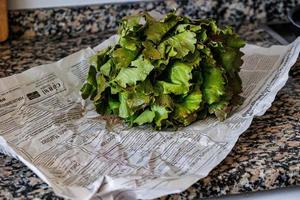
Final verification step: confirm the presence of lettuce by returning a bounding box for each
[81,12,245,129]
[114,55,154,88]
[158,31,197,59]
[151,104,170,129]
[174,88,203,125]
[133,109,155,125]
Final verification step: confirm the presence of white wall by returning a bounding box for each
[8,0,153,10]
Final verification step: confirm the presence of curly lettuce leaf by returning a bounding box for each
[127,91,151,111]
[133,109,155,125]
[108,97,120,115]
[119,15,145,37]
[198,30,208,42]
[219,47,238,75]
[119,34,143,52]
[218,47,244,95]
[80,83,93,100]
[174,88,202,124]
[112,47,138,69]
[142,41,162,60]
[156,61,193,95]
[86,65,97,87]
[151,104,170,129]
[89,47,111,71]
[100,59,113,77]
[94,98,108,115]
[114,55,154,88]
[156,81,187,95]
[226,34,246,48]
[169,62,193,86]
[202,58,226,105]
[119,92,130,118]
[80,66,98,100]
[181,113,198,126]
[226,72,243,97]
[144,12,180,44]
[155,94,174,110]
[93,74,107,102]
[136,78,154,95]
[183,50,202,68]
[208,100,230,121]
[158,31,197,59]
[192,19,219,34]
[175,24,202,33]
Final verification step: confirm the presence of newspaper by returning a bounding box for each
[0,36,299,200]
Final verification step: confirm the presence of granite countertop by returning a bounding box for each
[0,24,299,199]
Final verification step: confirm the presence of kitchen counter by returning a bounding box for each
[0,24,299,199]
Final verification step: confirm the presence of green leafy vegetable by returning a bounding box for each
[202,65,225,105]
[144,12,179,44]
[112,47,138,69]
[158,31,197,59]
[81,11,245,129]
[114,55,154,87]
[119,92,130,118]
[80,83,93,100]
[174,88,202,125]
[100,59,113,77]
[133,109,155,125]
[93,74,107,102]
[151,104,170,129]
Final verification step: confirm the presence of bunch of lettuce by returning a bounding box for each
[81,12,246,129]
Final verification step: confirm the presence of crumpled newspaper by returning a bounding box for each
[0,35,299,200]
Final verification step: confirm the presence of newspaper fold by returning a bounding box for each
[0,36,299,200]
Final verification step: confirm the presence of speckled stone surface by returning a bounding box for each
[0,22,299,199]
[8,0,300,38]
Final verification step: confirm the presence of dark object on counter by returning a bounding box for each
[263,23,300,44]
[262,5,300,45]
[288,5,300,29]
